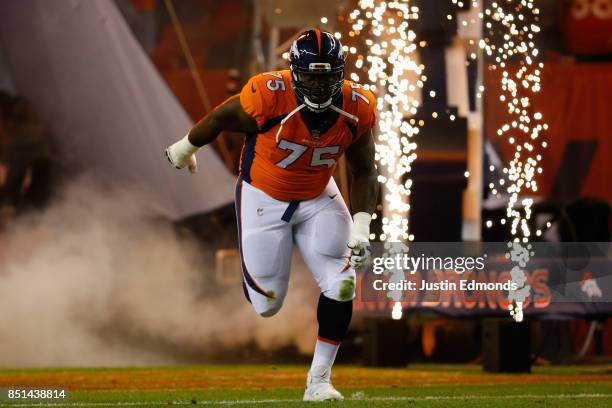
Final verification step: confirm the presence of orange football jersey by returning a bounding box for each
[238,70,376,202]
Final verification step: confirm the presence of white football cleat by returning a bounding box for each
[303,366,344,402]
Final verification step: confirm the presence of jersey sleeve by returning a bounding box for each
[356,87,377,138]
[239,75,267,129]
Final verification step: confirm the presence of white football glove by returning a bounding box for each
[165,135,199,173]
[347,212,372,269]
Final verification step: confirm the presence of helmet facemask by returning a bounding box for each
[291,63,344,112]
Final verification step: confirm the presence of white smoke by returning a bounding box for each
[0,176,318,367]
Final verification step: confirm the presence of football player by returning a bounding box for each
[166,29,378,401]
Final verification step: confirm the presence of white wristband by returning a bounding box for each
[352,212,372,241]
[175,134,199,156]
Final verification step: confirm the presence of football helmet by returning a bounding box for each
[289,29,345,111]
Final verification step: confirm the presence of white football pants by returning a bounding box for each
[234,177,356,317]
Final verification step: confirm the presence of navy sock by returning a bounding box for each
[317,294,353,343]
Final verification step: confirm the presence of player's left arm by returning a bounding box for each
[344,129,379,268]
[345,129,378,214]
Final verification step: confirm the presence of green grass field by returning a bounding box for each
[0,364,610,407]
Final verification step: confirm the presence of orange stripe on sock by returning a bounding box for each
[318,336,341,346]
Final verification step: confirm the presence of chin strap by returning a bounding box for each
[330,105,359,122]
[275,104,306,143]
[275,103,360,143]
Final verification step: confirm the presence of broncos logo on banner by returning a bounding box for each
[580,272,603,299]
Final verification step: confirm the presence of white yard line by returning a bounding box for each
[7,393,612,406]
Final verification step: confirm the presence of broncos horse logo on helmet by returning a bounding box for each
[289,29,346,112]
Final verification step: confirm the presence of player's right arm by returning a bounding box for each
[165,94,259,173]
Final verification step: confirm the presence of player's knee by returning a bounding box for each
[325,276,356,302]
[259,305,282,317]
[254,300,284,317]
